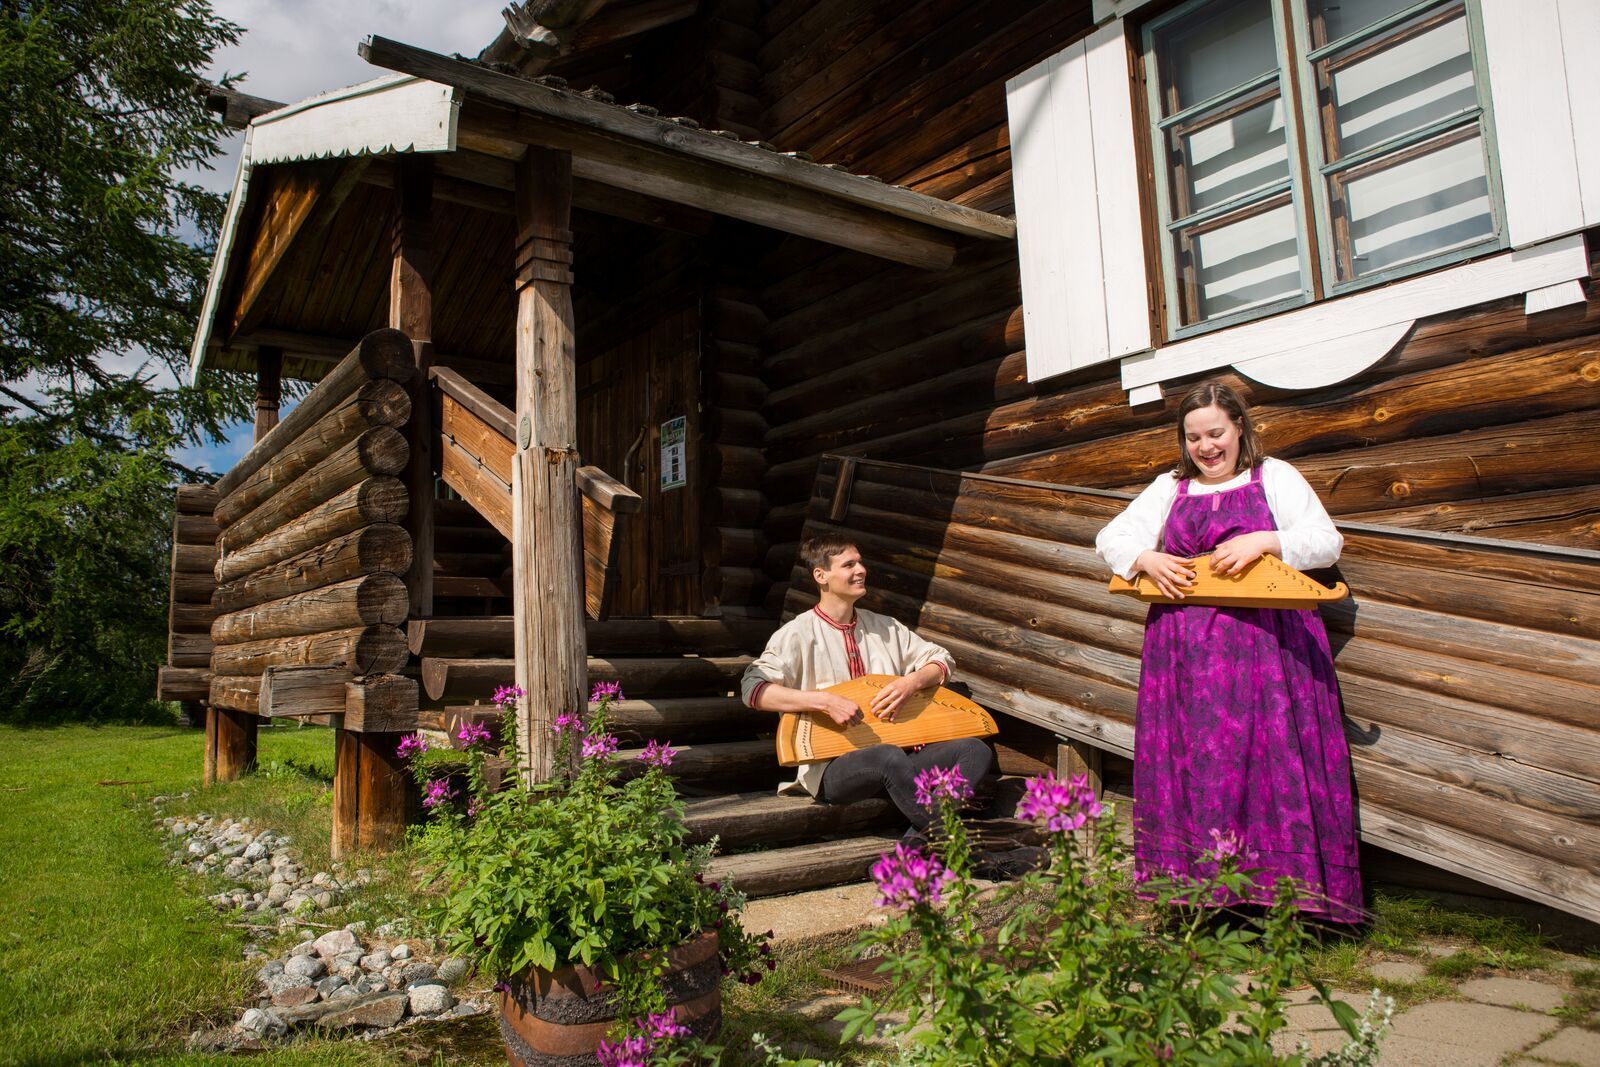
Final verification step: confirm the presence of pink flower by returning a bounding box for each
[637,740,675,769]
[913,764,973,809]
[870,843,956,913]
[395,733,428,759]
[1203,828,1258,865]
[549,711,584,736]
[595,1034,652,1067]
[589,680,625,704]
[491,684,525,709]
[422,778,457,808]
[1017,771,1104,834]
[581,733,619,760]
[644,1008,690,1041]
[455,720,492,748]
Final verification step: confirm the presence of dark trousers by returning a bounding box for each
[815,738,995,831]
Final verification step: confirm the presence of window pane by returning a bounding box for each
[1308,0,1416,48]
[1326,9,1476,158]
[1156,0,1278,115]
[1175,95,1290,214]
[1337,130,1494,279]
[1179,201,1302,321]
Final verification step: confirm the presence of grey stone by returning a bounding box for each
[355,974,388,994]
[271,984,319,1008]
[312,871,330,887]
[290,939,317,957]
[313,929,361,959]
[187,1027,261,1053]
[390,942,412,960]
[1370,961,1427,983]
[328,983,362,1001]
[1458,976,1565,1014]
[397,961,435,986]
[318,991,408,1031]
[236,1007,288,1039]
[1525,1028,1600,1067]
[1388,1002,1553,1060]
[408,984,455,1015]
[187,839,214,857]
[264,973,313,998]
[243,841,267,860]
[316,975,348,997]
[265,883,291,906]
[334,963,363,983]
[437,957,470,984]
[271,1000,343,1028]
[256,960,284,983]
[359,950,391,972]
[313,890,335,909]
[344,920,368,935]
[284,953,326,980]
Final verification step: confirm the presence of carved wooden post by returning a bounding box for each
[253,347,283,443]
[512,146,584,783]
[390,153,435,620]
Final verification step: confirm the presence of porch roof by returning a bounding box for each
[189,40,1015,383]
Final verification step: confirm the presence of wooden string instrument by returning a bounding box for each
[774,674,999,767]
[1108,553,1349,610]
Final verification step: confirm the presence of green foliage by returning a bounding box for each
[0,0,257,722]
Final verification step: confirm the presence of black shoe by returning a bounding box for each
[972,846,1049,880]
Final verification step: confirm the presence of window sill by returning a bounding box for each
[1119,233,1590,403]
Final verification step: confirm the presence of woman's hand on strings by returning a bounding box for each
[1210,532,1278,575]
[1135,550,1196,599]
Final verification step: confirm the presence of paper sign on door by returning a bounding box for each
[659,415,687,492]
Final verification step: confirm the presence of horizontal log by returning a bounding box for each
[169,601,217,634]
[705,487,766,527]
[344,674,420,733]
[218,427,409,555]
[175,513,219,545]
[212,523,412,615]
[173,541,218,574]
[214,329,415,500]
[708,526,766,568]
[1348,485,1600,549]
[703,407,767,447]
[612,738,776,783]
[576,465,642,513]
[211,574,407,645]
[420,656,751,703]
[707,834,901,898]
[157,665,210,702]
[683,792,897,848]
[708,371,767,410]
[215,379,411,530]
[167,631,214,668]
[406,615,777,658]
[215,478,408,586]
[171,570,215,604]
[209,625,410,677]
[176,484,220,514]
[261,665,354,719]
[708,444,763,488]
[209,674,262,714]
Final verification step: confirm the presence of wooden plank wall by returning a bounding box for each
[206,331,419,715]
[789,456,1600,923]
[737,0,1600,604]
[156,485,220,704]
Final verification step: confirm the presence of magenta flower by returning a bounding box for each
[913,764,973,809]
[637,740,675,769]
[491,684,525,709]
[870,843,955,913]
[395,733,429,759]
[422,778,457,808]
[549,710,584,736]
[1203,828,1257,865]
[1017,771,1104,834]
[589,680,624,704]
[581,733,619,760]
[455,720,492,748]
[595,1034,652,1067]
[644,1008,690,1041]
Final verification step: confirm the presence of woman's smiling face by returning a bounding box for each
[1183,403,1242,482]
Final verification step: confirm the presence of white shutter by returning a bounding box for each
[1007,21,1152,384]
[1479,0,1600,247]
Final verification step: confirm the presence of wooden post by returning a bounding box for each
[202,706,218,787]
[1057,738,1103,799]
[254,347,283,443]
[331,729,414,858]
[512,146,584,783]
[390,154,435,619]
[212,707,258,781]
[333,728,360,858]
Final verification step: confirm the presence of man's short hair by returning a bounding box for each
[799,537,857,581]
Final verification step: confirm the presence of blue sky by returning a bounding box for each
[174,0,505,475]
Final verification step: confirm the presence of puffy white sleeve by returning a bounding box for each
[1095,474,1180,581]
[1262,458,1343,570]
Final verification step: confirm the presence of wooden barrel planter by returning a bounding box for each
[498,930,722,1065]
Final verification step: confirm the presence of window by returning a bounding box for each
[1143,0,1502,336]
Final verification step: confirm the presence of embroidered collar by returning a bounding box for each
[811,604,858,631]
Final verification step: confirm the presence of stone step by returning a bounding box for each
[707,835,901,898]
[420,655,752,703]
[683,791,897,848]
[407,616,777,658]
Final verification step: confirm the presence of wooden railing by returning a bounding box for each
[432,366,640,619]
[791,454,1600,925]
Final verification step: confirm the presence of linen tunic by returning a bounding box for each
[740,606,955,797]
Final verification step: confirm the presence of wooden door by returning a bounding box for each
[577,300,702,617]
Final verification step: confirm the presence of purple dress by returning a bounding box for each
[1133,465,1363,922]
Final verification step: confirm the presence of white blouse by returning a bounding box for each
[1094,457,1343,581]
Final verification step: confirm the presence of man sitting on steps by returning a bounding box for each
[740,536,1004,852]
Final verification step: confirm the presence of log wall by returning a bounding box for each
[791,456,1600,923]
[206,330,419,719]
[157,484,220,707]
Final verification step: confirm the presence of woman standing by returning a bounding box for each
[1096,381,1362,923]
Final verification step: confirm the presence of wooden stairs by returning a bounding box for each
[408,613,911,897]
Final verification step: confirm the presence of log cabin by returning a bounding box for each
[159,0,1600,922]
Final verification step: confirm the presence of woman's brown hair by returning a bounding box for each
[1173,380,1265,479]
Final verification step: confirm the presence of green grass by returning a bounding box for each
[0,723,484,1066]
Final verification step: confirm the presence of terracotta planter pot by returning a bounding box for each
[498,930,723,1066]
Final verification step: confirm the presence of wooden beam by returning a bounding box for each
[254,348,283,443]
[512,146,585,784]
[479,0,614,68]
[389,154,436,620]
[229,159,370,337]
[260,665,352,719]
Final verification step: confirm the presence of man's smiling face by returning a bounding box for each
[815,545,868,602]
